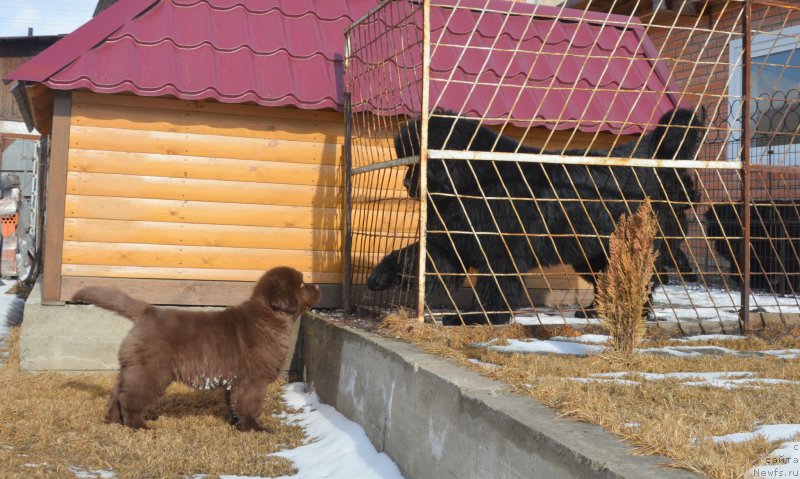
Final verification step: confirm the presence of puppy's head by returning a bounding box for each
[252,267,320,317]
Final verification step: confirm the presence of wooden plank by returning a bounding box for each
[66,171,343,208]
[73,91,346,124]
[62,241,344,271]
[62,241,386,272]
[64,218,342,252]
[349,233,417,254]
[68,149,344,187]
[66,170,402,205]
[61,276,342,307]
[65,195,342,229]
[64,195,417,231]
[42,91,71,303]
[71,100,352,145]
[67,148,407,191]
[69,125,346,166]
[62,264,342,284]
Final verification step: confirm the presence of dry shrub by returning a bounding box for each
[595,198,659,357]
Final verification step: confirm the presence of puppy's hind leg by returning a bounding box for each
[116,366,170,429]
[104,379,124,425]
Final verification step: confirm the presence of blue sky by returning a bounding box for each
[0,0,96,37]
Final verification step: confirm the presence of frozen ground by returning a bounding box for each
[514,284,800,324]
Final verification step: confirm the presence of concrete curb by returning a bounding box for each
[300,313,700,479]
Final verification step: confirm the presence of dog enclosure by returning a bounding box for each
[344,0,800,331]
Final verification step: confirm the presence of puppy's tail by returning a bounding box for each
[72,286,153,323]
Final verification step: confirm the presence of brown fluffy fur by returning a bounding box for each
[71,267,320,432]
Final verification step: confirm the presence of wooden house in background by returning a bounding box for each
[4,0,385,307]
[5,0,688,309]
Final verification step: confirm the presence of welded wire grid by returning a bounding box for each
[345,0,425,316]
[344,0,800,331]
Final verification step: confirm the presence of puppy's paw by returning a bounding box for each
[367,262,400,291]
[237,420,274,433]
[574,308,597,319]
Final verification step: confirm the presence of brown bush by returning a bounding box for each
[595,198,659,357]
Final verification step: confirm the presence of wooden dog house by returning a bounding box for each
[5,0,382,306]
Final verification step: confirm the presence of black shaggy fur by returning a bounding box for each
[705,201,800,294]
[368,108,704,324]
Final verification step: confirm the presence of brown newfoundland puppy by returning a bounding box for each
[72,266,320,432]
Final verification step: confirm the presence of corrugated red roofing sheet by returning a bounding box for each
[5,0,683,135]
[349,0,683,135]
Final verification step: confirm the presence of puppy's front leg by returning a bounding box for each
[367,243,418,291]
[230,378,273,433]
[224,388,239,426]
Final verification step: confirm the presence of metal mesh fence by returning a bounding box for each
[344,0,800,331]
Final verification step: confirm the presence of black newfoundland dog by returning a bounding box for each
[368,108,703,324]
[705,201,800,294]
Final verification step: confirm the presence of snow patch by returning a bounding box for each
[570,377,640,386]
[551,334,610,344]
[0,281,19,368]
[467,358,500,369]
[513,285,800,324]
[477,338,604,356]
[672,334,745,342]
[713,424,800,444]
[271,383,404,479]
[571,371,798,389]
[70,467,115,478]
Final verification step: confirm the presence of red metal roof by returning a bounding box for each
[351,0,685,135]
[6,0,683,135]
[6,0,376,110]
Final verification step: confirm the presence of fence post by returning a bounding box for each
[740,0,752,333]
[417,0,431,322]
[343,91,354,314]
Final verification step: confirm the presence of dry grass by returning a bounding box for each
[596,198,659,357]
[0,327,305,479]
[380,309,527,353]
[645,326,800,352]
[379,314,800,478]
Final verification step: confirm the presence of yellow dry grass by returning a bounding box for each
[0,327,305,479]
[380,313,800,479]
